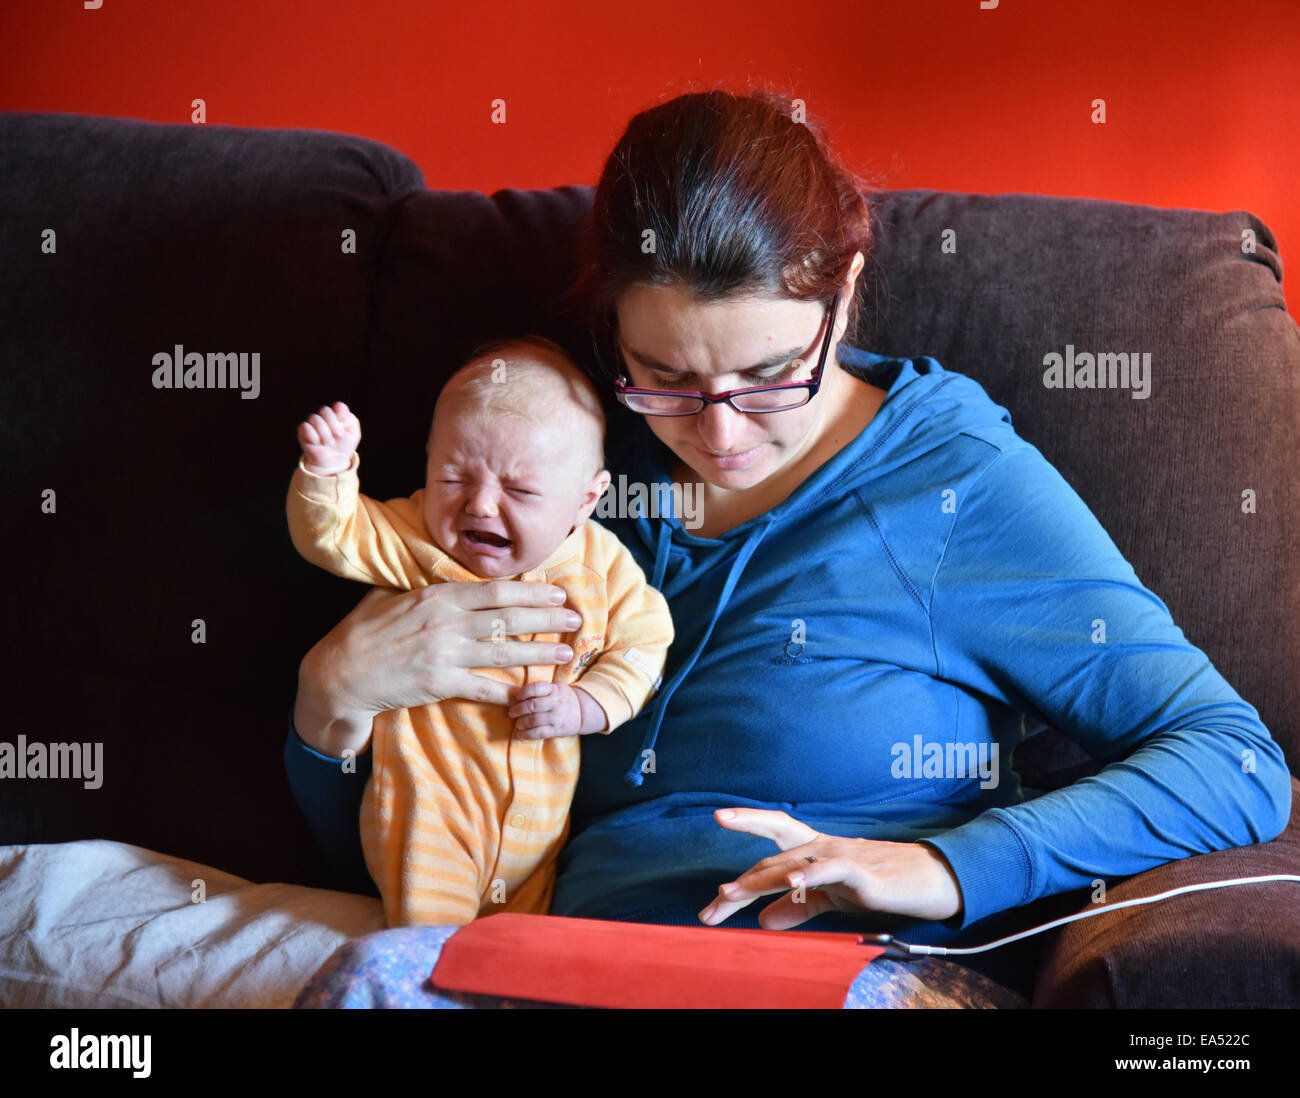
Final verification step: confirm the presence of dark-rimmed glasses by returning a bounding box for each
[612,290,841,416]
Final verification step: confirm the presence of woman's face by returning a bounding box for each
[613,283,852,491]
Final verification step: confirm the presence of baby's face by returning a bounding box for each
[423,405,599,578]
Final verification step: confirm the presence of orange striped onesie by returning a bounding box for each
[287,458,673,927]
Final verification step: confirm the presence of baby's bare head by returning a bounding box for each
[432,337,606,479]
[423,338,610,577]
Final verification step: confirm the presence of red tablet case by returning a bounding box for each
[429,913,885,1008]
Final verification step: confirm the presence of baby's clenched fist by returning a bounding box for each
[298,401,361,475]
[508,682,607,738]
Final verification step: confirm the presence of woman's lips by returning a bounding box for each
[696,443,763,470]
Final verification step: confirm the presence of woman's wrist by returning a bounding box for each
[294,646,374,759]
[916,841,964,922]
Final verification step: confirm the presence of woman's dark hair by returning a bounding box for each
[564,87,876,374]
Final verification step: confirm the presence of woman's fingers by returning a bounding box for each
[753,885,840,930]
[453,672,513,707]
[699,854,817,924]
[711,807,820,850]
[458,640,574,670]
[455,580,570,611]
[328,581,583,715]
[466,606,583,641]
[699,810,871,927]
[402,580,584,642]
[700,852,859,927]
[700,839,965,927]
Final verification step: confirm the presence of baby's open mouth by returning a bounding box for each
[463,529,512,549]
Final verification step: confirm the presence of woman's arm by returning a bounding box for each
[284,715,377,896]
[923,445,1292,929]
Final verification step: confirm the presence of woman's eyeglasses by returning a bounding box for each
[613,291,840,417]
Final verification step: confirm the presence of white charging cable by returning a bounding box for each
[876,874,1300,959]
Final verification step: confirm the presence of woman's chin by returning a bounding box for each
[704,469,761,493]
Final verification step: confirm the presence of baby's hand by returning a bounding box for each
[297,401,361,475]
[508,683,605,739]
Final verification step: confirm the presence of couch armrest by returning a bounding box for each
[1033,776,1300,1007]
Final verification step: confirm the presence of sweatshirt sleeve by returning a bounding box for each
[286,454,429,589]
[923,444,1292,929]
[282,715,378,897]
[573,542,674,735]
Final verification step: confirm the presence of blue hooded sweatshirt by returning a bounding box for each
[546,347,1292,943]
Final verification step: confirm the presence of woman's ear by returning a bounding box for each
[838,251,866,339]
[575,468,613,525]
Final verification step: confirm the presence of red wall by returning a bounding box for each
[6,0,1299,310]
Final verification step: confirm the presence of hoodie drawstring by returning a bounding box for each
[650,519,672,591]
[623,518,776,787]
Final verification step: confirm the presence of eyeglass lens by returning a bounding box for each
[622,385,812,414]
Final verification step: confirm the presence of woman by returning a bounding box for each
[287,89,1290,1008]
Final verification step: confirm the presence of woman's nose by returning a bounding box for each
[695,401,745,451]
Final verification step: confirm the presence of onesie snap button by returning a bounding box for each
[510,813,527,829]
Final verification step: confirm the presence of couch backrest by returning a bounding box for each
[1,112,426,882]
[2,112,1294,887]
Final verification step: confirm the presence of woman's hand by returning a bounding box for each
[697,808,964,928]
[294,581,583,759]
